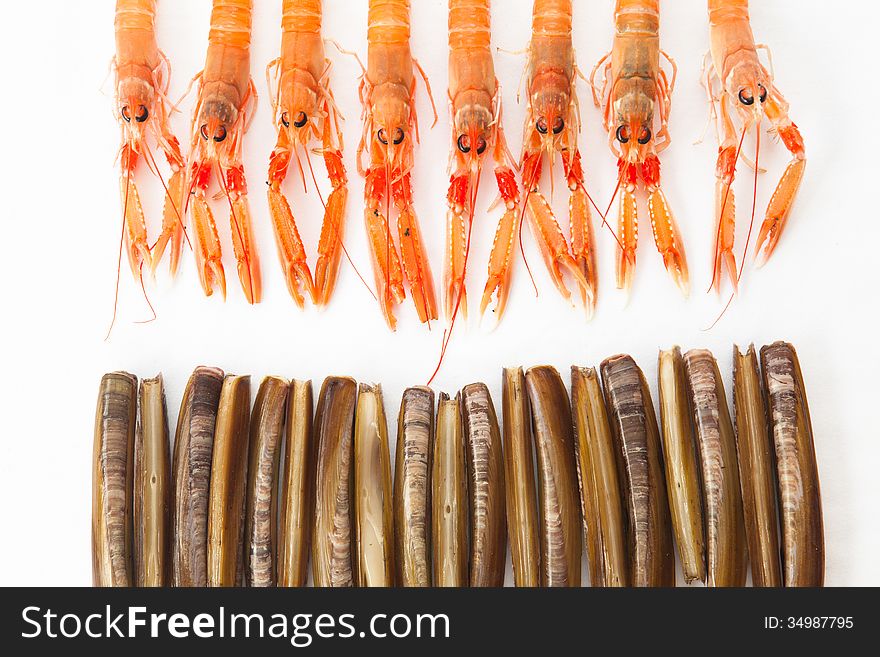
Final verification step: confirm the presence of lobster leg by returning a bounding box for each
[711,93,739,294]
[394,172,438,324]
[151,130,187,278]
[522,150,589,305]
[444,172,470,321]
[615,159,639,295]
[364,167,406,330]
[564,149,598,318]
[754,96,806,267]
[643,155,689,296]
[223,164,261,304]
[189,161,227,299]
[480,164,520,321]
[267,129,315,308]
[314,111,349,307]
[119,145,152,280]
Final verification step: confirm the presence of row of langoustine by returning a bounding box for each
[92,342,822,587]
[113,0,805,327]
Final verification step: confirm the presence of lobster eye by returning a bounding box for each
[476,136,487,155]
[135,105,149,123]
[200,124,209,140]
[121,106,131,123]
[552,117,564,134]
[213,125,227,142]
[758,84,767,103]
[738,89,755,106]
[536,117,548,134]
[457,134,471,154]
[637,127,651,145]
[377,128,388,145]
[616,125,630,144]
[281,112,290,128]
[392,128,405,145]
[293,112,308,128]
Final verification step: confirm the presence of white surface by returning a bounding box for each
[0,0,877,586]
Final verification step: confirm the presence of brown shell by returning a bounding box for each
[571,366,628,587]
[134,374,171,587]
[207,375,251,587]
[354,383,395,586]
[601,355,674,587]
[432,393,468,587]
[394,386,435,586]
[684,349,747,587]
[657,348,706,584]
[761,342,824,587]
[502,368,540,587]
[460,383,507,587]
[733,345,782,587]
[525,366,581,587]
[277,380,315,587]
[246,376,289,587]
[312,376,357,587]
[172,366,223,587]
[93,372,137,587]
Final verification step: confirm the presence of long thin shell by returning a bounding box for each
[571,366,628,587]
[246,376,289,587]
[601,355,674,587]
[658,348,706,584]
[502,368,540,587]
[312,376,357,587]
[134,375,170,587]
[684,349,747,587]
[461,383,507,587]
[172,366,223,587]
[278,380,314,587]
[761,342,824,587]
[93,372,137,587]
[432,393,468,586]
[354,383,395,586]
[525,366,581,587]
[394,386,434,586]
[733,345,782,587]
[207,375,251,587]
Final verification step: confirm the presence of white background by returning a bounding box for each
[0,0,877,586]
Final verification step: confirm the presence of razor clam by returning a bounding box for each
[354,383,395,586]
[658,348,706,584]
[761,342,824,587]
[525,366,581,587]
[93,372,137,587]
[246,377,289,587]
[394,386,435,586]
[460,383,507,587]
[571,366,628,587]
[601,355,674,587]
[684,349,747,587]
[207,375,251,587]
[278,380,314,587]
[733,345,782,587]
[432,393,468,587]
[502,367,540,587]
[134,374,171,587]
[312,376,357,587]
[172,366,223,587]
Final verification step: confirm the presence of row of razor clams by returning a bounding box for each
[115,0,806,327]
[92,342,823,586]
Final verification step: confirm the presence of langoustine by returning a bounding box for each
[706,0,806,292]
[519,0,596,315]
[359,0,437,329]
[591,0,688,295]
[444,0,522,323]
[185,0,261,303]
[113,0,187,280]
[267,0,349,307]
